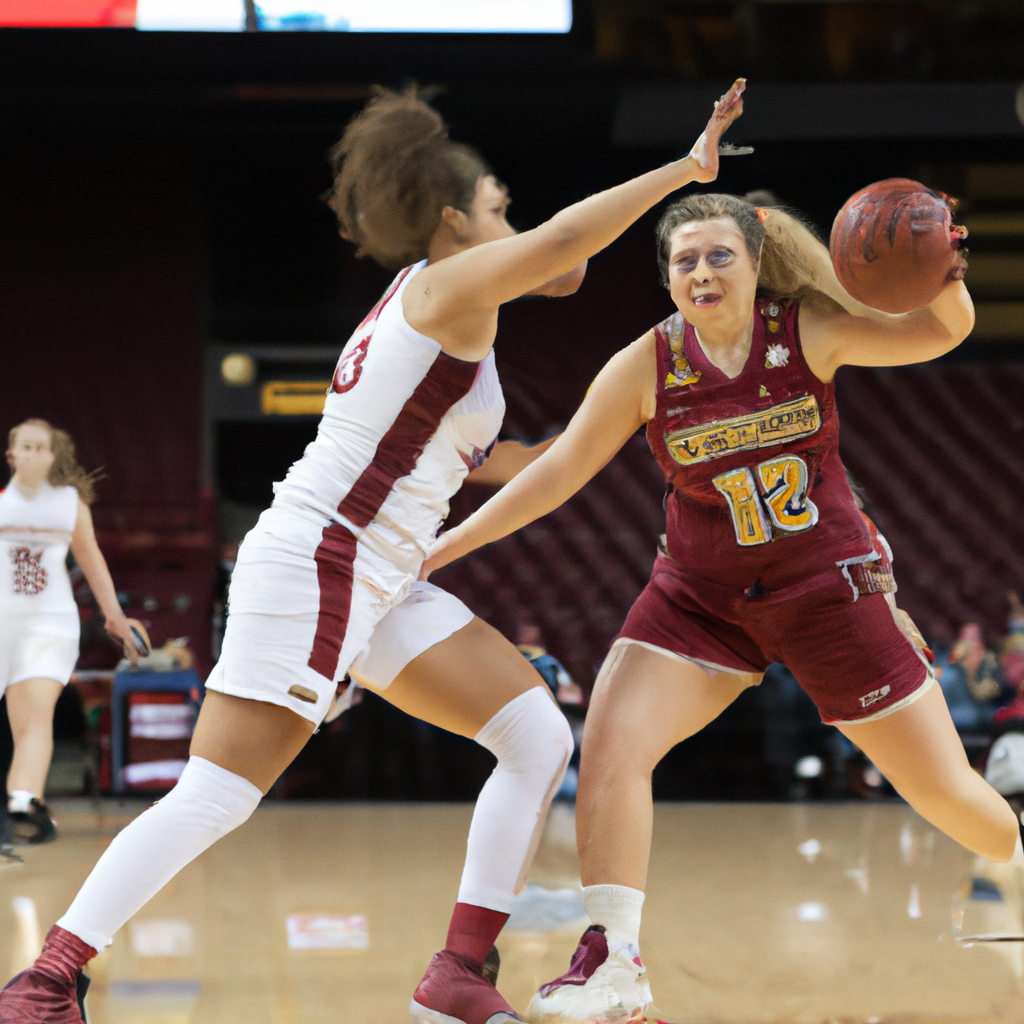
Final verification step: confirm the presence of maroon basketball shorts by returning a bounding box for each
[618,554,932,725]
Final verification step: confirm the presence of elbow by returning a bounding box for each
[536,260,588,297]
[556,260,588,295]
[542,215,581,255]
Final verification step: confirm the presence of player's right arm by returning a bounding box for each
[423,332,657,575]
[69,500,142,664]
[406,80,746,360]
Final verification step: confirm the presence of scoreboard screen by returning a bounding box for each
[0,0,573,32]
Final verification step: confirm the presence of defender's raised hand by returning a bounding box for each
[688,78,747,183]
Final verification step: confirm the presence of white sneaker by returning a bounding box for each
[526,926,651,1024]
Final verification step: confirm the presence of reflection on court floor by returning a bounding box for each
[1,799,1022,1023]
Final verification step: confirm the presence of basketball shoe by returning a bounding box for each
[410,949,521,1024]
[0,926,94,1023]
[9,799,57,845]
[526,926,651,1024]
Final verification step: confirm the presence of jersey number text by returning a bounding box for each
[712,455,819,546]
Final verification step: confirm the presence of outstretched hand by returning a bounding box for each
[688,78,746,184]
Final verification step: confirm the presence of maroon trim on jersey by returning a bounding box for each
[308,522,359,679]
[355,264,416,333]
[336,352,479,529]
[306,350,479,680]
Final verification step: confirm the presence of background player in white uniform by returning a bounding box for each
[0,82,745,1024]
[1,420,139,849]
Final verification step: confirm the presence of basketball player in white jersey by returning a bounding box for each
[1,420,139,853]
[0,82,745,1024]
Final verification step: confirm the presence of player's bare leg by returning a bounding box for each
[359,616,574,1024]
[0,693,313,1024]
[529,640,758,1024]
[839,683,1019,862]
[5,677,63,844]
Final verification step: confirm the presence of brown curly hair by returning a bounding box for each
[324,85,491,270]
[655,193,817,300]
[7,419,99,504]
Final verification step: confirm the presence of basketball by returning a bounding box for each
[829,178,968,313]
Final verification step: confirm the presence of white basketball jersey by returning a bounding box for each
[0,482,79,616]
[273,261,506,572]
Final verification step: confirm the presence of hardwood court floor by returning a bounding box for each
[2,799,1023,1024]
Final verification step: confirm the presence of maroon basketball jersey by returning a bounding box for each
[647,297,870,589]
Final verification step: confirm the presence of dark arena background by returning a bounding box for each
[1,3,1024,1022]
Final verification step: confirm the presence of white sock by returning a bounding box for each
[457,687,573,912]
[583,884,645,947]
[57,757,261,951]
[8,790,35,814]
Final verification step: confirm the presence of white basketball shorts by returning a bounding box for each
[205,506,475,725]
[0,612,80,695]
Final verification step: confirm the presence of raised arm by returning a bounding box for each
[800,280,974,380]
[424,333,657,575]
[406,80,747,359]
[760,209,974,378]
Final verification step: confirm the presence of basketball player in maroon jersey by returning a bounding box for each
[424,194,1012,1022]
[0,85,747,1024]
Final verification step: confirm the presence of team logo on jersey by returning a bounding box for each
[663,316,701,389]
[665,395,821,466]
[10,546,47,595]
[760,303,784,335]
[331,335,371,394]
[859,684,891,709]
[765,344,790,368]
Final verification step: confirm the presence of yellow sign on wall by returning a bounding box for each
[260,381,331,416]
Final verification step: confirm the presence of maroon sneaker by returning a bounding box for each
[410,949,521,1024]
[0,926,96,1024]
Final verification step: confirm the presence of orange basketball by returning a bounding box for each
[829,178,967,314]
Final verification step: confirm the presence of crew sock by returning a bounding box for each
[582,884,645,948]
[8,790,36,814]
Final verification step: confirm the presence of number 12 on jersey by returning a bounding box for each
[713,455,819,546]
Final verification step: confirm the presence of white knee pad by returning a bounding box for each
[475,685,574,787]
[58,757,262,951]
[458,687,574,912]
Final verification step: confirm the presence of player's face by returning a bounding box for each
[7,424,55,485]
[666,218,758,328]
[462,175,515,247]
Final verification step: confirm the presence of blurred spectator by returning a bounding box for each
[951,623,1002,701]
[515,623,584,707]
[940,622,1001,730]
[516,622,583,800]
[991,594,1024,724]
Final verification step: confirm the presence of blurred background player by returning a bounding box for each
[1,420,139,847]
[424,192,1008,1022]
[0,81,744,1024]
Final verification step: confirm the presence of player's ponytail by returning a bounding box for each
[756,211,818,299]
[325,85,491,269]
[7,419,100,504]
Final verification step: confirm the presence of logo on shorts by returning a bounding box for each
[859,684,891,709]
[10,546,48,595]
